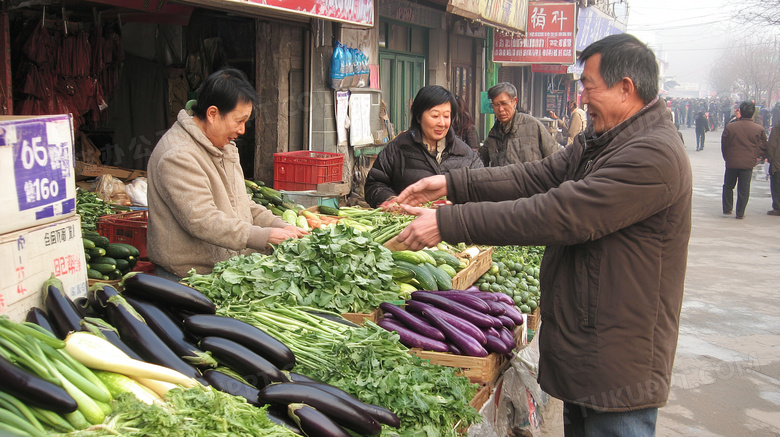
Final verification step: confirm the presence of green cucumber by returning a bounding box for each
[439,264,458,278]
[90,257,117,267]
[85,253,91,263]
[87,269,104,280]
[88,247,106,258]
[426,250,461,269]
[396,260,437,291]
[423,262,453,290]
[392,265,416,282]
[115,258,131,273]
[84,235,110,248]
[90,264,116,274]
[110,243,140,257]
[392,250,426,265]
[83,238,95,250]
[104,244,131,259]
[318,205,341,216]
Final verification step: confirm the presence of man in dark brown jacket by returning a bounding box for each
[720,101,768,219]
[392,34,692,435]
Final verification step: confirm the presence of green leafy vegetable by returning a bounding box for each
[185,224,402,313]
[217,303,482,436]
[60,386,297,436]
[76,189,115,231]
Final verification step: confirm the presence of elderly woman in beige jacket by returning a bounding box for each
[147,69,306,278]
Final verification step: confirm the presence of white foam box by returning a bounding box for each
[0,114,77,235]
[0,215,88,322]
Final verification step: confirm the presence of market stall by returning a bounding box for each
[0,122,545,435]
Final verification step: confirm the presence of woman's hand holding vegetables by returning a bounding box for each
[379,197,402,212]
[394,175,447,207]
[396,205,441,251]
[268,226,306,245]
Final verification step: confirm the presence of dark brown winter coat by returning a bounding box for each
[437,98,692,411]
[721,118,768,169]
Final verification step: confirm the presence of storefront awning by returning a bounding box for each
[446,0,528,35]
[178,0,374,27]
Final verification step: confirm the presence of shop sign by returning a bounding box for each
[492,1,576,64]
[567,6,625,74]
[185,0,374,26]
[532,64,568,74]
[447,0,528,34]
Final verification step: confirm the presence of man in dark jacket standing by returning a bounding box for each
[720,101,768,219]
[479,82,558,166]
[391,34,692,436]
[694,111,709,151]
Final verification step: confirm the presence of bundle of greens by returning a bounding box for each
[76,189,114,231]
[185,224,402,313]
[217,303,482,437]
[61,387,297,437]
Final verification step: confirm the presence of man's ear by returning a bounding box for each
[621,77,637,102]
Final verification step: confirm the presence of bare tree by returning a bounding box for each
[735,1,780,28]
[711,37,780,106]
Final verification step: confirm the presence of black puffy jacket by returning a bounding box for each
[364,127,483,207]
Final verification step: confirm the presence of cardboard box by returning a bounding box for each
[0,115,77,235]
[75,160,147,182]
[0,215,88,322]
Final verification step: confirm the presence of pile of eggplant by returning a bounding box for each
[28,273,399,436]
[377,288,524,357]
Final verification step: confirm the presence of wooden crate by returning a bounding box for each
[341,308,381,325]
[409,348,507,385]
[526,308,540,332]
[470,383,492,410]
[451,247,493,290]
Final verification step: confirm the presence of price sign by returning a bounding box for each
[10,120,72,212]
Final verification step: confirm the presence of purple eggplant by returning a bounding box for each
[499,327,517,350]
[122,272,216,314]
[87,283,121,316]
[288,403,352,437]
[267,406,304,435]
[123,296,217,369]
[498,302,526,326]
[379,302,446,341]
[405,300,487,345]
[25,307,57,336]
[0,355,77,413]
[410,291,496,328]
[497,314,515,329]
[203,369,262,406]
[80,317,145,361]
[448,343,463,355]
[259,383,382,436]
[295,382,401,428]
[199,337,288,388]
[423,291,492,314]
[285,371,320,384]
[182,315,295,371]
[484,299,507,316]
[43,278,84,338]
[462,285,480,293]
[377,318,449,352]
[420,307,489,357]
[484,334,512,354]
[483,327,500,338]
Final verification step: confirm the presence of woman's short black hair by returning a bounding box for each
[410,85,457,131]
[192,68,259,119]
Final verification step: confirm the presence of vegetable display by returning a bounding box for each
[76,189,115,232]
[214,302,481,436]
[83,230,140,281]
[185,224,402,314]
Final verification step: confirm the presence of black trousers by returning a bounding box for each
[722,168,753,217]
[771,171,780,211]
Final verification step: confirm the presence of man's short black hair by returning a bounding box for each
[739,101,756,118]
[192,68,259,119]
[410,85,457,131]
[580,34,659,104]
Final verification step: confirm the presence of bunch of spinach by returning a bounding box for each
[220,303,482,437]
[76,189,115,231]
[185,224,402,313]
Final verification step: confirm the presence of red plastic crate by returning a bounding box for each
[273,151,343,191]
[97,210,148,258]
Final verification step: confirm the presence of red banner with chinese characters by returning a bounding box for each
[493,1,576,64]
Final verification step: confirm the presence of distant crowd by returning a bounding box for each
[666,97,780,134]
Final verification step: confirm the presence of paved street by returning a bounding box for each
[540,124,780,436]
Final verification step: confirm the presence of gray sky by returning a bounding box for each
[622,0,738,87]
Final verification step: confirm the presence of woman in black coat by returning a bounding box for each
[364,85,483,208]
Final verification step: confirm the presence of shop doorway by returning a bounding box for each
[379,53,425,133]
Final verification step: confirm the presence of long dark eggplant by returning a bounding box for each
[498,302,525,326]
[267,406,304,435]
[379,302,446,341]
[87,283,121,317]
[102,293,205,384]
[420,307,489,357]
[72,297,99,319]
[499,327,517,351]
[43,276,84,339]
[123,296,217,369]
[448,343,463,355]
[199,337,287,389]
[258,383,381,436]
[497,314,516,329]
[484,299,507,316]
[295,382,401,428]
[423,291,492,314]
[122,273,216,314]
[25,307,57,336]
[80,317,145,361]
[284,371,320,384]
[410,291,496,328]
[377,318,449,352]
[0,355,77,413]
[483,334,512,354]
[288,403,352,437]
[182,314,295,371]
[202,369,262,406]
[405,300,487,345]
